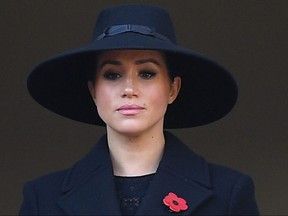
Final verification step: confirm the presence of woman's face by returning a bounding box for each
[88,50,181,136]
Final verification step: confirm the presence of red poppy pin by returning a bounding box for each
[163,192,188,212]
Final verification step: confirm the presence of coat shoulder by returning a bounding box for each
[208,162,249,182]
[27,168,69,188]
[20,169,71,215]
[203,163,259,215]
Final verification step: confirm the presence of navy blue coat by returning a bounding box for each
[20,132,259,215]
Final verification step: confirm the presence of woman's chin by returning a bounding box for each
[107,122,157,137]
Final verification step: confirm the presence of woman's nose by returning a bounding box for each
[122,75,138,98]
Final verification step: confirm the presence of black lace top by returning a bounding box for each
[114,174,155,215]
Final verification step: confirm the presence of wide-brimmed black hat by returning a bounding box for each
[27,4,238,129]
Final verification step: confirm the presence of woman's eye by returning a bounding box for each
[103,72,121,80]
[139,70,156,79]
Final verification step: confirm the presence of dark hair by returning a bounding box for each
[86,53,98,82]
[164,52,178,80]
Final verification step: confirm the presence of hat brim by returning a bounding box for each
[27,32,237,129]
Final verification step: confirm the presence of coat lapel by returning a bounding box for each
[136,132,214,215]
[57,132,213,215]
[57,136,121,215]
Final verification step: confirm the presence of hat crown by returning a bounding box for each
[93,4,177,43]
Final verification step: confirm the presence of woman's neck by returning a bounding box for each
[106,127,165,177]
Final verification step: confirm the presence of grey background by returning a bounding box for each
[1,0,287,215]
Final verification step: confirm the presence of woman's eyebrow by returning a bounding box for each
[98,60,121,69]
[135,59,161,66]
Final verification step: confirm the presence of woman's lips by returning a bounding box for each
[116,105,145,115]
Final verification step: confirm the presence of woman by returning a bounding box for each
[20,4,259,215]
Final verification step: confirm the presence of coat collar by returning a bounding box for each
[58,131,213,215]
